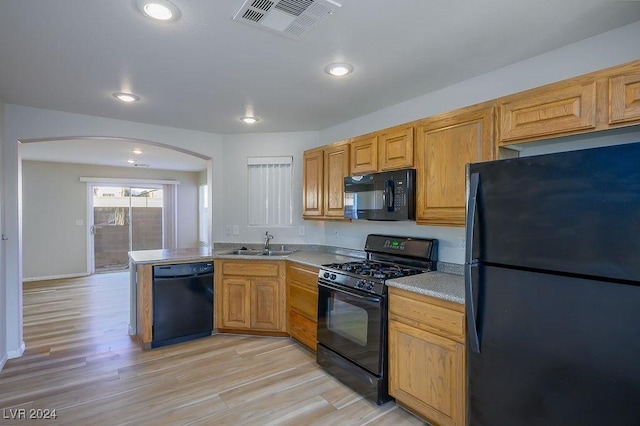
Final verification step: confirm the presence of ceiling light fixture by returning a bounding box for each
[324,63,354,77]
[132,149,143,155]
[135,0,181,22]
[241,116,259,124]
[113,92,140,103]
[127,159,136,164]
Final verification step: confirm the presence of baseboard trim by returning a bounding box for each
[7,341,26,359]
[0,352,7,371]
[23,272,88,282]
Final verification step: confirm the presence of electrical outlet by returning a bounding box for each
[298,225,305,236]
[459,236,466,248]
[232,225,240,235]
[225,225,232,235]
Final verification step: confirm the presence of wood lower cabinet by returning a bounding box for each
[388,287,466,426]
[286,262,319,351]
[415,101,495,226]
[215,260,287,334]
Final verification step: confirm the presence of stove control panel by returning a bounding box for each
[383,239,406,250]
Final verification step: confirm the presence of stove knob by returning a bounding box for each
[366,282,375,291]
[323,272,330,279]
[356,280,365,288]
[330,274,337,281]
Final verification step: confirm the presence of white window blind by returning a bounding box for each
[248,156,293,226]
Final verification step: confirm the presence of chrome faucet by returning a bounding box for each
[264,231,274,250]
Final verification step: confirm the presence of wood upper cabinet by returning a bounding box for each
[323,141,350,218]
[215,260,287,334]
[286,262,319,351]
[302,148,324,217]
[350,133,378,175]
[498,81,597,143]
[302,141,350,220]
[388,287,465,426]
[416,102,495,226]
[349,125,415,174]
[379,124,414,170]
[609,70,640,125]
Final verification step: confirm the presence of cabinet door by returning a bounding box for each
[498,82,597,143]
[221,278,251,329]
[323,142,350,217]
[379,125,414,170]
[389,320,465,426]
[350,134,378,174]
[416,104,495,226]
[302,149,324,217]
[250,278,280,330]
[609,72,640,125]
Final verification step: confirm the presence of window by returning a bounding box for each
[247,156,293,226]
[198,184,209,245]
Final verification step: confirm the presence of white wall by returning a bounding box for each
[318,21,640,265]
[22,160,202,280]
[219,132,323,247]
[3,106,223,358]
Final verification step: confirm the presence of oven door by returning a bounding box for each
[317,280,386,375]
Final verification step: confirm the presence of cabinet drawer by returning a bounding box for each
[289,282,317,320]
[289,310,317,351]
[221,261,280,277]
[286,263,319,290]
[389,287,464,342]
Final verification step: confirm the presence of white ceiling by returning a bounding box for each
[2,0,640,170]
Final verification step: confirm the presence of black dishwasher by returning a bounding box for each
[152,262,214,348]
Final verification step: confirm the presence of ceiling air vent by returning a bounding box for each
[233,0,342,39]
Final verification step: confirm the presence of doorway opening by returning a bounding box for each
[90,185,164,273]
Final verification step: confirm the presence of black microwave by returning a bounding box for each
[344,168,416,220]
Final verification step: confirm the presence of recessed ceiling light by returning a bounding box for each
[127,159,136,164]
[324,62,353,77]
[136,0,180,22]
[113,92,140,103]
[241,116,259,124]
[132,149,143,155]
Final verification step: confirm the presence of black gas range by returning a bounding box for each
[316,234,438,405]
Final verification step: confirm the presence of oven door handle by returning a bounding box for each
[318,281,382,303]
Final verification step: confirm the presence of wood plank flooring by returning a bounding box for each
[0,273,426,425]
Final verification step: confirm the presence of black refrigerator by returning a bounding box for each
[465,141,640,426]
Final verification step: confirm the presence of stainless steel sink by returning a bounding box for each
[223,249,293,256]
[262,250,293,256]
[226,249,262,255]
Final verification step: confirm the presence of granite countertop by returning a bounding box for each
[214,249,362,268]
[386,271,465,305]
[128,247,214,264]
[129,246,464,304]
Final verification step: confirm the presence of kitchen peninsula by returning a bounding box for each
[128,247,215,347]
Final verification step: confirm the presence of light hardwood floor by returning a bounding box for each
[0,273,426,425]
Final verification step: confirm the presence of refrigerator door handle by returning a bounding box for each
[465,172,480,263]
[465,262,481,353]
